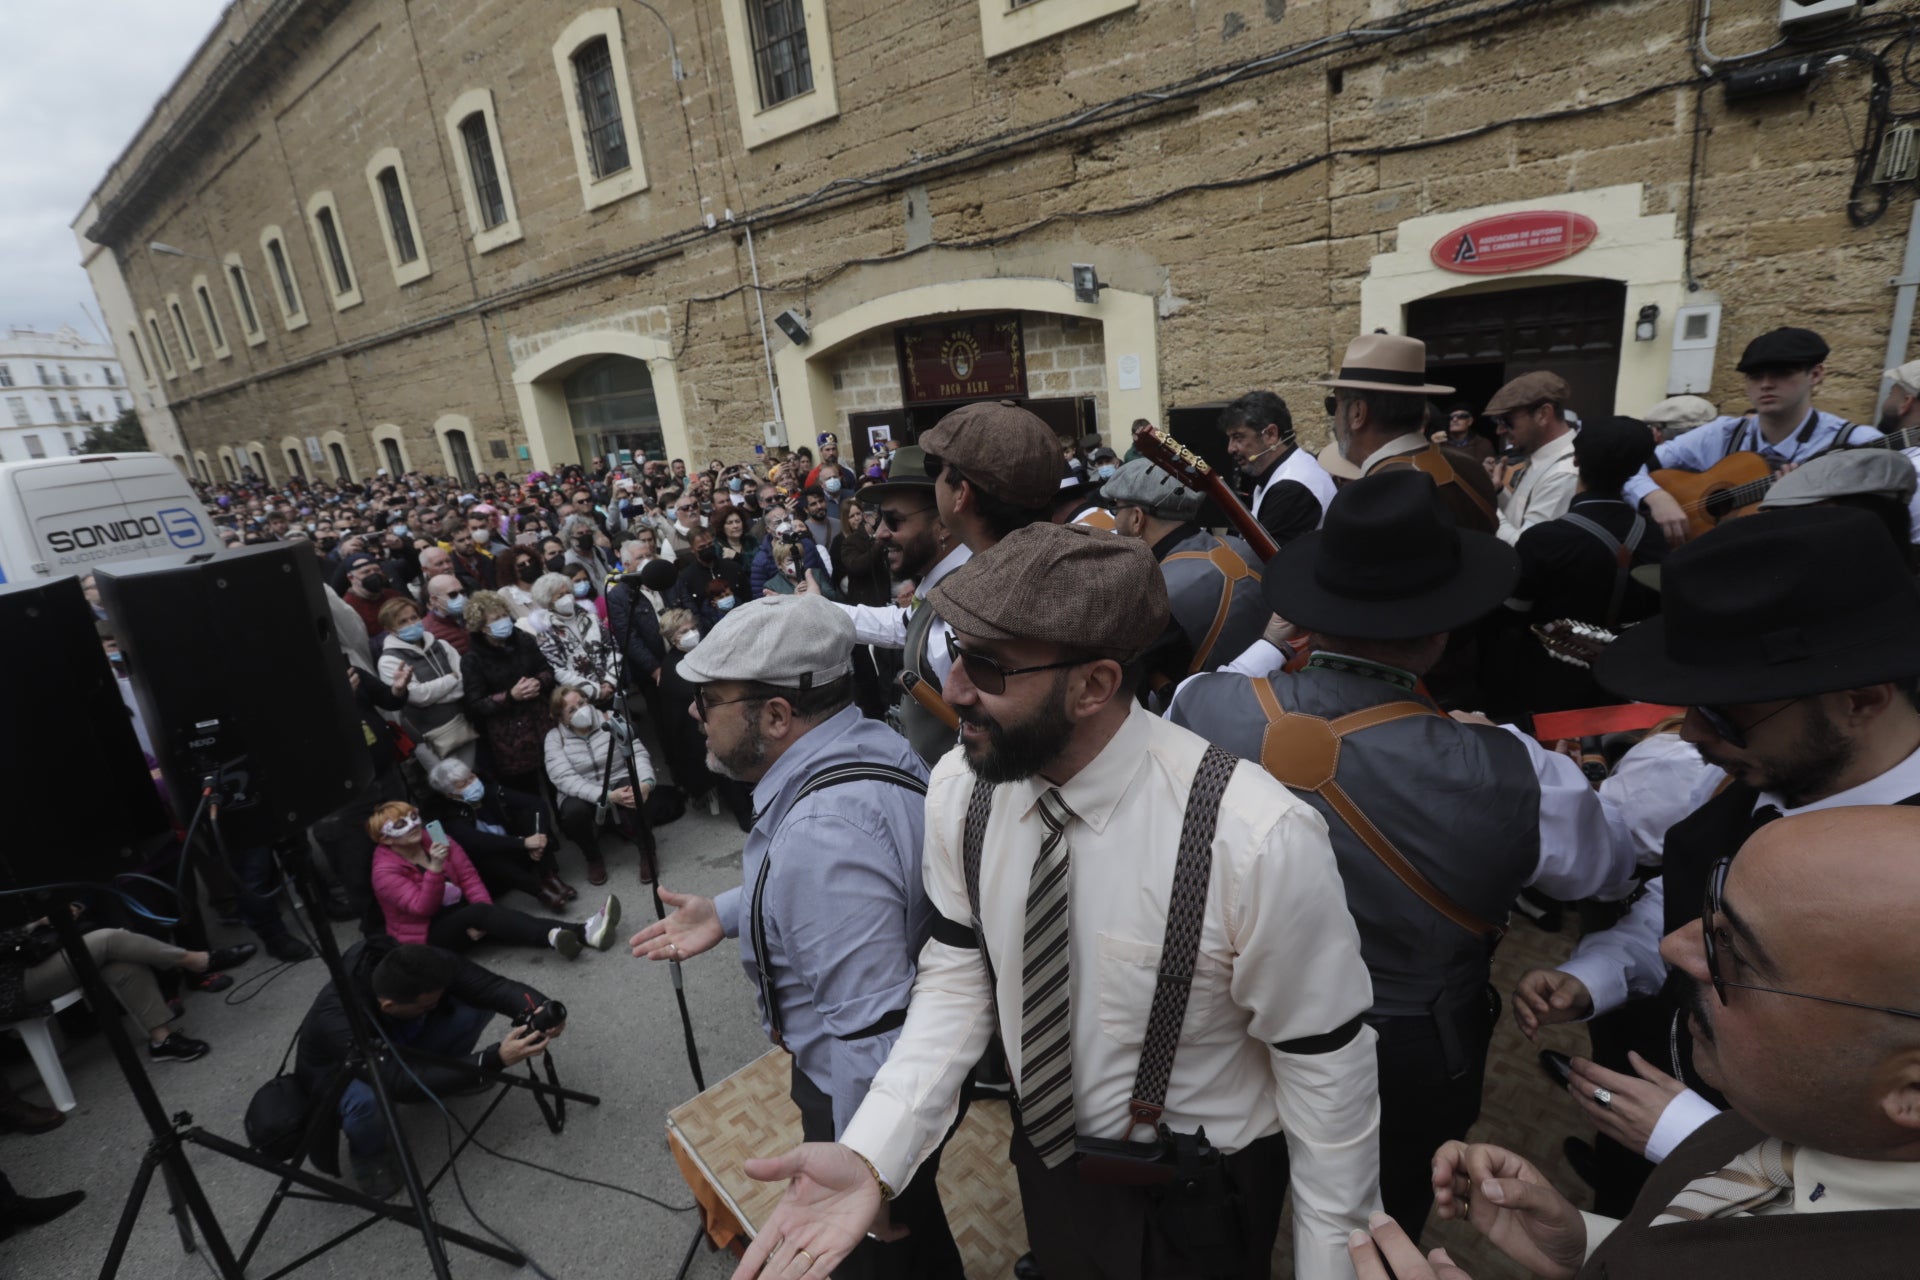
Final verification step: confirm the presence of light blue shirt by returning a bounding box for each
[713,705,932,1134]
[1621,409,1874,508]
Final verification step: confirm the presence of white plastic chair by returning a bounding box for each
[9,988,85,1112]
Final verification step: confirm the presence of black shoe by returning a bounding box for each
[265,936,312,963]
[148,1033,209,1063]
[207,943,257,970]
[4,1187,85,1229]
[1014,1252,1045,1280]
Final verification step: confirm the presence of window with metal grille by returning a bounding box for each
[267,238,302,314]
[147,318,175,375]
[24,434,45,458]
[197,286,225,349]
[460,113,509,228]
[382,437,405,475]
[376,168,419,264]
[316,206,353,294]
[58,366,75,387]
[329,441,353,480]
[35,365,49,385]
[445,428,477,485]
[169,302,198,362]
[0,366,11,387]
[114,395,128,413]
[748,0,813,108]
[6,397,27,427]
[286,447,306,479]
[572,37,631,178]
[49,399,68,423]
[229,265,260,335]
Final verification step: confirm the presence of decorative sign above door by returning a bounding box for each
[896,313,1026,404]
[1430,211,1599,275]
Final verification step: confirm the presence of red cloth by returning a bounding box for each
[371,840,492,944]
[343,587,407,641]
[423,610,471,654]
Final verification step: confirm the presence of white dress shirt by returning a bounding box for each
[834,543,971,683]
[1496,429,1578,545]
[840,706,1382,1280]
[1253,444,1338,527]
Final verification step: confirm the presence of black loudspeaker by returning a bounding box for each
[0,575,172,891]
[95,543,371,849]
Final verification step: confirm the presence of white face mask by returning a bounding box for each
[568,706,598,731]
[552,595,576,616]
[381,815,422,841]
[676,629,701,651]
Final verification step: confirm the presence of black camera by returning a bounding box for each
[513,1000,567,1034]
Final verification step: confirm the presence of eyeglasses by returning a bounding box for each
[875,505,935,532]
[693,687,763,719]
[1449,411,1474,422]
[945,632,1087,696]
[1702,856,1920,1020]
[1692,698,1802,750]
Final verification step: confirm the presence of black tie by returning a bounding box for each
[1746,804,1782,840]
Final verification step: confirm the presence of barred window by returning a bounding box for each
[376,167,419,264]
[572,37,630,178]
[460,114,508,229]
[748,0,813,108]
[267,237,302,314]
[169,301,199,363]
[0,366,11,387]
[147,317,175,376]
[196,285,225,350]
[316,206,353,295]
[230,264,260,335]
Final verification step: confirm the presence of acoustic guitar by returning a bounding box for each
[1130,424,1280,562]
[1650,424,1920,541]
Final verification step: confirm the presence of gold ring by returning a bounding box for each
[797,1249,814,1269]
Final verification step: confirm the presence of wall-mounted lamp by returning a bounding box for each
[1071,264,1107,305]
[1634,304,1661,342]
[774,308,810,346]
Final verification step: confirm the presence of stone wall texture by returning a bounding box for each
[82,0,1918,478]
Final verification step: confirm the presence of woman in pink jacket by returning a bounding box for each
[366,802,619,959]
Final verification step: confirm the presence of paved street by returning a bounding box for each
[4,798,1601,1280]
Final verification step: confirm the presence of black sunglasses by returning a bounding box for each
[945,632,1086,696]
[1702,855,1920,1020]
[1693,698,1801,750]
[875,505,935,532]
[1323,395,1339,417]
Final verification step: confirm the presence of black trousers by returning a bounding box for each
[425,902,575,952]
[790,1062,965,1280]
[556,796,639,866]
[1371,993,1496,1239]
[1009,1108,1289,1280]
[461,842,547,902]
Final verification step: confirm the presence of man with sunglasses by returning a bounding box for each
[1513,505,1920,1211]
[735,522,1382,1280]
[1359,805,1920,1280]
[1484,371,1580,545]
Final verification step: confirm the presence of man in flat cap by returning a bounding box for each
[1168,471,1637,1238]
[1318,333,1500,536]
[1105,458,1268,679]
[1640,394,1719,441]
[811,400,1063,765]
[737,522,1383,1280]
[631,595,963,1280]
[1485,370,1579,544]
[1623,326,1884,543]
[1759,445,1919,565]
[1217,390,1337,547]
[1494,415,1671,713]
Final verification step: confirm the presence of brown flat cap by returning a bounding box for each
[918,400,1064,510]
[1486,371,1572,416]
[929,521,1168,658]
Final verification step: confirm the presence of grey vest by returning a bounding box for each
[1169,666,1540,1017]
[892,602,956,766]
[1158,528,1268,674]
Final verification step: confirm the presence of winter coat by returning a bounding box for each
[378,633,467,734]
[460,630,557,777]
[520,605,620,697]
[543,719,654,804]
[370,840,491,945]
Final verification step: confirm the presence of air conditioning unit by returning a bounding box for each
[1873,124,1920,186]
[1778,0,1856,33]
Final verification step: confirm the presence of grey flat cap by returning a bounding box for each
[1760,449,1918,509]
[1885,359,1920,395]
[676,594,854,689]
[1100,457,1201,521]
[1641,395,1719,432]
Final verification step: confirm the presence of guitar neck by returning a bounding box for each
[1204,475,1280,561]
[1131,425,1281,562]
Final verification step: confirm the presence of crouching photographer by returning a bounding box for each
[293,938,565,1198]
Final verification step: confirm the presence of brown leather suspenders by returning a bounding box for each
[1163,539,1260,675]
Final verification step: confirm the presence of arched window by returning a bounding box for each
[286,447,306,480]
[381,437,405,476]
[328,441,353,481]
[445,428,477,486]
[564,355,663,468]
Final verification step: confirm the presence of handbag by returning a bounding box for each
[420,715,479,757]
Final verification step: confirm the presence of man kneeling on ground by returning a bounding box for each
[295,938,562,1197]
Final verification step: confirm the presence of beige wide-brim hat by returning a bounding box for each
[1312,333,1455,397]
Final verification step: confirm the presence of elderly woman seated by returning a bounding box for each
[522,572,620,705]
[424,759,575,912]
[543,687,656,885]
[366,801,618,959]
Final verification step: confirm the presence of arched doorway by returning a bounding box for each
[564,355,664,468]
[509,332,691,473]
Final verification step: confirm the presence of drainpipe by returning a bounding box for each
[742,220,784,443]
[1880,198,1920,410]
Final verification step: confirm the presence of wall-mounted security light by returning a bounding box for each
[774,309,810,346]
[1071,264,1107,305]
[1634,304,1660,342]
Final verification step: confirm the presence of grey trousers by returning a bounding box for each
[22,928,186,1034]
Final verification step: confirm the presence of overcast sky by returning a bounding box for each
[0,0,229,339]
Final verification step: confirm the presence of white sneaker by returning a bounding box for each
[584,895,622,951]
[706,791,720,817]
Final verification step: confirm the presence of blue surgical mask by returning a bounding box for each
[459,779,485,804]
[571,580,591,598]
[716,595,736,611]
[396,622,425,643]
[824,477,842,495]
[487,617,515,639]
[1097,464,1117,480]
[393,524,410,538]
[446,594,466,615]
[728,476,744,492]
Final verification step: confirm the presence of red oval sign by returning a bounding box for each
[1430,211,1599,275]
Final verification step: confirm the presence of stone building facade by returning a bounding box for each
[74,0,1920,485]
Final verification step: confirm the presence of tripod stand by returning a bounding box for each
[67,833,591,1279]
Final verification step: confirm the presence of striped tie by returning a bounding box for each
[1651,1139,1796,1225]
[1020,788,1079,1168]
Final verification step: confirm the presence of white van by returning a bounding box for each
[0,453,216,586]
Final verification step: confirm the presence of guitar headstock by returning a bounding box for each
[1531,619,1617,670]
[1131,424,1212,494]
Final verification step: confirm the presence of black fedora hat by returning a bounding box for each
[1262,470,1518,639]
[1594,506,1920,706]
